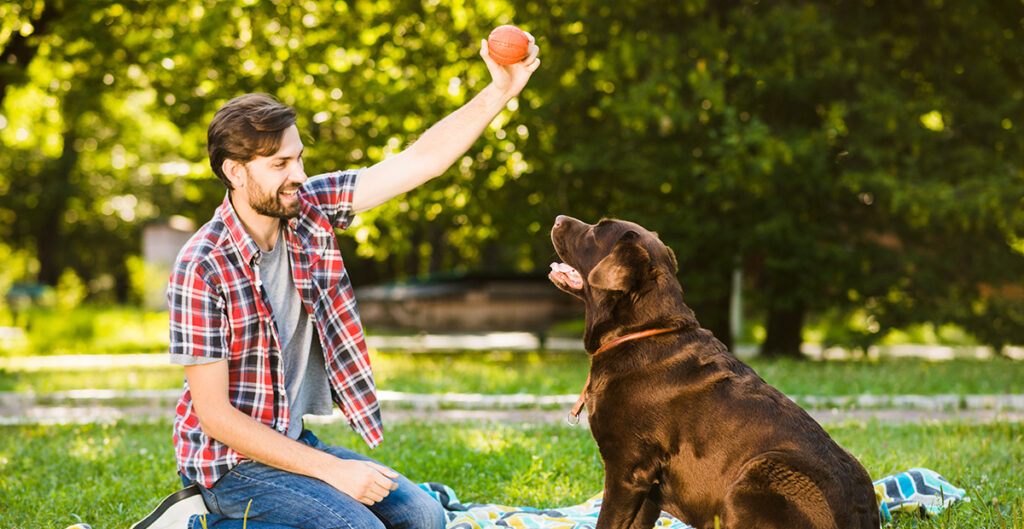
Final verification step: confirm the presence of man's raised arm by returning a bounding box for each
[352,37,540,213]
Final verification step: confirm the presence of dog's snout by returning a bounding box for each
[554,215,569,230]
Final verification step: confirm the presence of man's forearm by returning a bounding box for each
[185,360,398,503]
[198,399,336,480]
[198,403,399,504]
[405,83,514,177]
[352,82,516,212]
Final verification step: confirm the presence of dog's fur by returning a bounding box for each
[549,216,879,529]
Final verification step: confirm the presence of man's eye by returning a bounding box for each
[275,162,287,169]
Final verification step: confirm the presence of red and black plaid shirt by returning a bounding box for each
[169,169,382,487]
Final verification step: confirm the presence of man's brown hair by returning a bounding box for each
[207,93,297,189]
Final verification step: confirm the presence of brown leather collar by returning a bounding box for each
[568,327,680,424]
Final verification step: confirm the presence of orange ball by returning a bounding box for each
[487,25,530,65]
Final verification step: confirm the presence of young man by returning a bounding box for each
[133,38,540,529]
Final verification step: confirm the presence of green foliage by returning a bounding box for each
[501,0,1024,353]
[1,0,1022,354]
[55,268,87,310]
[0,241,40,319]
[880,323,977,347]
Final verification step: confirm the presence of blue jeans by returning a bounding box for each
[184,430,446,529]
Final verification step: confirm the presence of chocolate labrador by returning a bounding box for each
[548,216,879,529]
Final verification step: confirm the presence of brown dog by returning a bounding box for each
[548,215,879,529]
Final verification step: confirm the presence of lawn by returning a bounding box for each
[0,307,169,357]
[1,420,1022,529]
[3,307,1023,528]
[3,351,1023,398]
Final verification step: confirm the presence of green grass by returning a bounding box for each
[747,356,1024,396]
[0,307,169,357]
[3,353,1022,397]
[371,351,589,395]
[1,420,1022,528]
[0,366,184,393]
[374,352,1024,396]
[3,307,1022,527]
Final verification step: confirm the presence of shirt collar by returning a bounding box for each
[217,193,262,267]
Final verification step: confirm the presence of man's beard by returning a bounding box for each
[246,167,301,219]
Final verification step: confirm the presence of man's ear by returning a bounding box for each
[223,159,247,190]
[588,231,651,292]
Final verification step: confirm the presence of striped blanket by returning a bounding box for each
[873,467,968,521]
[420,468,967,528]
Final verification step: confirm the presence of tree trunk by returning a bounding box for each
[35,130,78,286]
[692,292,733,351]
[760,301,806,358]
[428,225,445,275]
[403,227,424,278]
[683,262,735,351]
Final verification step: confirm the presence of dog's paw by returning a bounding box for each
[549,262,584,294]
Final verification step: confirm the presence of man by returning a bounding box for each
[132,37,540,529]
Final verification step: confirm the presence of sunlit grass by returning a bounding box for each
[0,307,999,359]
[1,420,1022,528]
[2,307,1020,399]
[0,366,184,392]
[2,352,1022,397]
[371,350,589,395]
[747,356,1024,396]
[0,306,169,357]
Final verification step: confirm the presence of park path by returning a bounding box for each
[6,331,1020,367]
[4,387,1024,426]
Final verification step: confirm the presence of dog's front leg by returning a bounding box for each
[628,486,662,529]
[596,464,661,529]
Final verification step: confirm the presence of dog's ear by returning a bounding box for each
[666,245,678,274]
[588,231,651,292]
[650,231,678,274]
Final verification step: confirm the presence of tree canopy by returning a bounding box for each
[2,0,1022,355]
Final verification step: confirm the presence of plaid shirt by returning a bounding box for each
[169,169,382,488]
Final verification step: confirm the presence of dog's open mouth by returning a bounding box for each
[549,262,584,290]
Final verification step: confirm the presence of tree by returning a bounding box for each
[2,0,1021,357]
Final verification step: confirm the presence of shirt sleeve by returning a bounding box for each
[168,259,230,362]
[300,168,363,230]
[169,354,226,366]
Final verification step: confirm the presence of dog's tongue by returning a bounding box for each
[549,262,584,289]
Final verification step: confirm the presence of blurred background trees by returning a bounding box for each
[1,0,1022,356]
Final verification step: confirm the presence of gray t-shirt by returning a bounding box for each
[171,224,334,439]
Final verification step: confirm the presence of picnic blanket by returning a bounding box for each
[873,467,969,522]
[419,467,968,529]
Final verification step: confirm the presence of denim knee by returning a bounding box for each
[404,491,447,529]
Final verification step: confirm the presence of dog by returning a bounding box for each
[548,215,879,529]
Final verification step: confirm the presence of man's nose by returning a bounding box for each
[289,168,307,184]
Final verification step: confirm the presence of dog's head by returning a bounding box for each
[549,216,694,341]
